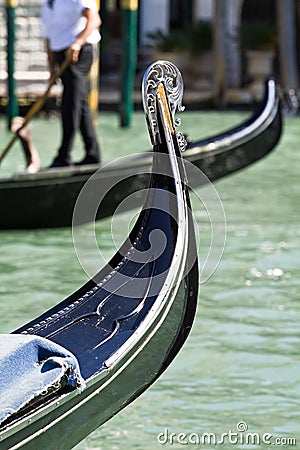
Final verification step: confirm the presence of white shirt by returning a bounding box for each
[41,0,100,52]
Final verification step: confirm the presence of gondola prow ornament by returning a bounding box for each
[142,60,188,153]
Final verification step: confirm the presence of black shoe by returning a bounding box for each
[48,158,72,169]
[75,156,100,166]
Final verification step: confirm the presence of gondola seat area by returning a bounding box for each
[0,334,85,426]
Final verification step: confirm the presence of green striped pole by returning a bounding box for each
[120,0,138,127]
[6,0,19,129]
[88,0,100,125]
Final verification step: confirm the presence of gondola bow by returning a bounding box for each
[0,61,199,450]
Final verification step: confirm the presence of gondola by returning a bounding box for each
[0,61,199,449]
[0,78,282,229]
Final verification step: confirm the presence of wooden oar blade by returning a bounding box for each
[0,58,71,166]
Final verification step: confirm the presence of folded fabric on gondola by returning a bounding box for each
[0,334,85,425]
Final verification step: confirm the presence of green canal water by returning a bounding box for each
[0,110,299,449]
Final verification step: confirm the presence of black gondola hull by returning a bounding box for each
[0,79,282,229]
[0,62,199,449]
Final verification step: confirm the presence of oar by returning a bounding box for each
[0,57,71,165]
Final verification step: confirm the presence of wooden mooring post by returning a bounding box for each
[120,0,138,127]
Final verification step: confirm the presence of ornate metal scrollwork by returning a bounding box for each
[142,60,187,151]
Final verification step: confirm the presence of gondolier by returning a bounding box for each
[41,0,102,168]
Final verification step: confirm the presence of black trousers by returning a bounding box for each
[54,44,100,164]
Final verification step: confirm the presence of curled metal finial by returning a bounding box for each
[142,60,186,150]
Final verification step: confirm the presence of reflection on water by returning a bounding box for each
[0,112,299,449]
